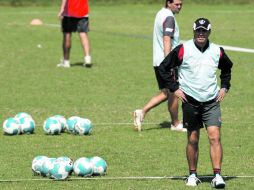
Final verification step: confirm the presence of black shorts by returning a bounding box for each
[62,16,89,33]
[182,94,221,131]
[154,66,165,90]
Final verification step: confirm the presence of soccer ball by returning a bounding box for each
[66,116,80,134]
[43,117,62,135]
[73,157,93,177]
[74,118,92,135]
[15,112,32,120]
[56,156,73,174]
[18,117,35,134]
[32,156,48,175]
[90,156,107,176]
[49,160,70,180]
[41,157,56,177]
[53,115,67,132]
[3,117,21,135]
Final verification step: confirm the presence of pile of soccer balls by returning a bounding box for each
[2,112,92,136]
[32,156,107,180]
[43,115,92,135]
[3,112,35,135]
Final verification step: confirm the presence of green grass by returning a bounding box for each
[0,3,254,190]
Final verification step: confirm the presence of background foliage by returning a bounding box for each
[0,0,254,6]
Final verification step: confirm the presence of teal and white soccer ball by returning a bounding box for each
[74,118,92,135]
[41,157,56,177]
[49,160,70,180]
[66,116,80,134]
[43,117,62,135]
[53,115,67,132]
[32,156,48,175]
[15,112,32,120]
[73,157,93,177]
[56,156,73,174]
[18,117,35,134]
[90,156,107,176]
[3,117,21,135]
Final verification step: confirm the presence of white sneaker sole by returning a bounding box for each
[133,111,142,132]
[57,64,70,68]
[171,126,187,132]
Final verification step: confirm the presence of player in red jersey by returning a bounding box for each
[57,0,92,68]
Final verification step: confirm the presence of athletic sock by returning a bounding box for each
[63,60,70,65]
[189,169,197,176]
[213,168,221,176]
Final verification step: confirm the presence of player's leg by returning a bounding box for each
[183,100,201,186]
[133,67,168,131]
[77,17,91,66]
[63,32,72,60]
[56,32,72,68]
[143,89,168,115]
[58,17,73,68]
[79,32,91,65]
[207,126,225,188]
[203,101,225,188]
[168,93,186,132]
[207,126,223,170]
[133,90,167,131]
[186,129,199,175]
[186,129,201,186]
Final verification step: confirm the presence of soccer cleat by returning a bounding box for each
[186,174,201,186]
[171,122,187,132]
[133,109,143,132]
[57,60,70,68]
[211,174,226,189]
[84,55,92,67]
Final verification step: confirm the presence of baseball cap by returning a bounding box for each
[193,18,211,31]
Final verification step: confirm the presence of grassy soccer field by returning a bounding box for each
[0,3,254,190]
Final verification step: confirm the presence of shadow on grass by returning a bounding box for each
[71,62,93,68]
[171,175,236,184]
[144,121,171,131]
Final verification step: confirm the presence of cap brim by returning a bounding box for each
[194,26,210,30]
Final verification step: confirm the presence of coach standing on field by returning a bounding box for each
[159,18,233,188]
[57,0,92,68]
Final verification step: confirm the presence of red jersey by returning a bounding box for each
[63,0,89,18]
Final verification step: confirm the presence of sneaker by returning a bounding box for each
[57,60,70,68]
[84,55,92,67]
[171,122,187,132]
[133,109,143,132]
[186,174,201,186]
[211,174,225,189]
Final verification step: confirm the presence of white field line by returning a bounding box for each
[92,121,253,126]
[180,40,254,53]
[6,22,254,54]
[220,45,254,53]
[44,23,60,27]
[0,175,254,182]
[43,23,254,54]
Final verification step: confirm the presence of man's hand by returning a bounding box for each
[58,11,63,20]
[216,88,228,102]
[174,89,187,102]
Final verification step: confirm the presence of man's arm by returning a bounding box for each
[218,47,233,91]
[58,0,67,19]
[216,47,233,102]
[158,44,183,92]
[163,36,172,57]
[163,16,175,57]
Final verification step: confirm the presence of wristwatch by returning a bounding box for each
[222,88,228,93]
